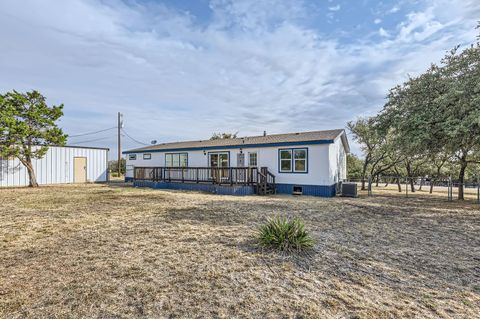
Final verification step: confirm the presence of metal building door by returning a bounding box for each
[74,157,87,183]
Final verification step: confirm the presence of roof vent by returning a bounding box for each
[263,131,267,136]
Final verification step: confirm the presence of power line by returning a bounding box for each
[68,127,116,138]
[69,136,112,145]
[121,128,150,146]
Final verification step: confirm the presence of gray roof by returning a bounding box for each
[124,129,349,153]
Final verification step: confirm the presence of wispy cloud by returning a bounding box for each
[328,5,341,12]
[0,0,478,156]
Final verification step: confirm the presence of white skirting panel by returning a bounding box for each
[0,146,108,187]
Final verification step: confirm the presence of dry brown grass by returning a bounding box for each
[1,184,479,318]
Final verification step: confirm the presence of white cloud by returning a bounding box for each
[328,5,341,11]
[389,5,400,13]
[374,18,382,24]
[379,27,390,37]
[0,0,478,157]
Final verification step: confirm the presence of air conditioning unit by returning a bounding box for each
[341,183,357,197]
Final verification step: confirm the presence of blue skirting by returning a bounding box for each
[275,183,336,197]
[125,177,134,182]
[133,181,255,196]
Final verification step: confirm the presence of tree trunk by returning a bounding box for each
[361,159,369,191]
[458,160,467,200]
[430,166,441,194]
[406,162,415,192]
[418,177,424,191]
[24,159,39,187]
[409,178,415,192]
[397,177,402,192]
[375,175,379,187]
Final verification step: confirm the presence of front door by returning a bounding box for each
[237,153,245,181]
[209,152,229,182]
[74,157,87,183]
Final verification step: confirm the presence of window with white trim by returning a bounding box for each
[248,152,257,167]
[143,153,152,160]
[279,148,307,173]
[165,153,188,167]
[128,154,137,160]
[279,149,292,172]
[293,149,307,172]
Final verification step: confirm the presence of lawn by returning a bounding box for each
[1,184,479,318]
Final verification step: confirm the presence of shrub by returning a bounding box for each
[257,216,314,252]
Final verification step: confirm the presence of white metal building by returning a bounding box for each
[0,146,109,187]
[124,129,349,197]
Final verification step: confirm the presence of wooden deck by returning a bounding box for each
[133,167,276,195]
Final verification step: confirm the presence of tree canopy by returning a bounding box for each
[210,132,238,140]
[349,28,480,199]
[0,90,67,186]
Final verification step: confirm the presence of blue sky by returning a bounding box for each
[0,0,478,157]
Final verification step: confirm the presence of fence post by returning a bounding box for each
[448,177,452,201]
[477,176,479,204]
[367,176,372,196]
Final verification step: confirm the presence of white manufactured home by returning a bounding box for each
[124,129,349,197]
[0,146,109,187]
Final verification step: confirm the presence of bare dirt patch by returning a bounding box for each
[1,184,479,318]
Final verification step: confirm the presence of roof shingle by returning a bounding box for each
[124,129,347,153]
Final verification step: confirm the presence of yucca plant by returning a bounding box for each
[257,216,314,252]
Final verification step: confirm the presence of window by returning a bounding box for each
[293,149,307,172]
[279,148,307,173]
[248,152,257,167]
[143,153,152,160]
[165,153,188,167]
[128,154,137,160]
[209,152,229,168]
[279,149,292,172]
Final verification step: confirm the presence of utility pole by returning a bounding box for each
[117,112,123,177]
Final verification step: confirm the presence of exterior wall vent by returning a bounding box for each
[293,186,303,195]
